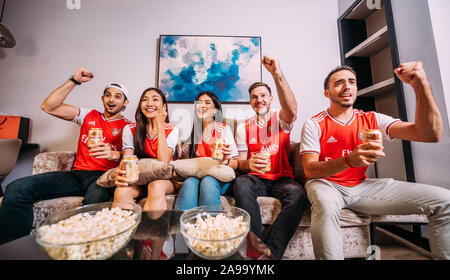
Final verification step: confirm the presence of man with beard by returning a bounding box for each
[0,67,132,245]
[300,62,450,259]
[234,55,308,260]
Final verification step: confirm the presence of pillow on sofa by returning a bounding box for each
[169,157,235,182]
[96,158,173,188]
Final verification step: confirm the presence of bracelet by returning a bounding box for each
[69,75,81,85]
[344,155,353,168]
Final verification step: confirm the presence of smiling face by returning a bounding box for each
[249,86,273,116]
[101,88,128,116]
[195,94,217,121]
[140,89,166,120]
[325,70,358,108]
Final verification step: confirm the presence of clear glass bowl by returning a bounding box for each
[180,205,250,260]
[35,202,142,260]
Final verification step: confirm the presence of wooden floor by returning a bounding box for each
[374,226,433,260]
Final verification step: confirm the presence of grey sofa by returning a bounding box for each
[28,144,372,260]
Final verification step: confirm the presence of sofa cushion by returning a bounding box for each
[225,196,371,227]
[371,214,428,224]
[32,152,76,175]
[96,158,173,188]
[32,196,84,229]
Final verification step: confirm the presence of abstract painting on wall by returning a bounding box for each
[157,35,262,103]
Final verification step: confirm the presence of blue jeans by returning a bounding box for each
[174,176,232,210]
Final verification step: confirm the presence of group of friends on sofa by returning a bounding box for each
[0,55,449,260]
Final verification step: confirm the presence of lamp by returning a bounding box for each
[0,0,15,48]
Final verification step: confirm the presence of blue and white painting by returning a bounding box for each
[158,35,261,103]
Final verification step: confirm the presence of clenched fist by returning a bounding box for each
[394,61,428,89]
[73,67,94,83]
[262,55,281,77]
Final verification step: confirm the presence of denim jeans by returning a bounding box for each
[0,170,111,245]
[174,176,232,210]
[233,174,308,260]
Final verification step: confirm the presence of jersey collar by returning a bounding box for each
[326,109,355,126]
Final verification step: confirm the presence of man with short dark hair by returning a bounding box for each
[300,62,450,259]
[0,67,132,245]
[234,55,308,260]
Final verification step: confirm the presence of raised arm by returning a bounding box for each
[41,67,94,120]
[389,61,442,142]
[262,55,297,124]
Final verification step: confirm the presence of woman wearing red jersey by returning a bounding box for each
[113,87,179,211]
[174,91,238,210]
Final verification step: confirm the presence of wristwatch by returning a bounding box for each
[69,75,81,85]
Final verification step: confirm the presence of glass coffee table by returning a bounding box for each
[0,210,272,260]
[115,210,272,260]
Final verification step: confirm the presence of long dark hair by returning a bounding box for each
[134,87,170,158]
[188,91,223,158]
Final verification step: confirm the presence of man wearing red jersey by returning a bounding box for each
[301,62,450,259]
[0,67,131,245]
[234,55,308,260]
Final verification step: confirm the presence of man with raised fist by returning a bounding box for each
[0,68,132,245]
[234,55,308,260]
[300,61,450,259]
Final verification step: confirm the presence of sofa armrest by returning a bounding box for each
[32,152,76,175]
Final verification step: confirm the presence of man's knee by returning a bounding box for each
[3,177,36,202]
[306,184,341,217]
[233,175,257,198]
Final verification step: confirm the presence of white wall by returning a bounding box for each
[429,0,450,129]
[0,0,340,154]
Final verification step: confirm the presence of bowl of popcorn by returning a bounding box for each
[35,202,142,260]
[180,205,250,260]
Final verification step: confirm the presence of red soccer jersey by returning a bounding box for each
[195,122,238,158]
[122,123,179,159]
[236,111,294,180]
[72,109,131,171]
[300,109,400,187]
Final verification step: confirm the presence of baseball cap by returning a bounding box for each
[104,83,129,100]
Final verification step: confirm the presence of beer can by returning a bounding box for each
[211,138,225,161]
[88,128,103,148]
[359,129,383,150]
[120,155,139,185]
[258,149,271,173]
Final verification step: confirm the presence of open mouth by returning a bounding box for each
[107,104,117,110]
[145,107,157,113]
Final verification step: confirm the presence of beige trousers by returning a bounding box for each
[305,178,450,260]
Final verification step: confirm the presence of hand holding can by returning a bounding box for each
[257,149,271,173]
[119,155,139,185]
[87,128,103,149]
[211,138,225,161]
[359,129,383,151]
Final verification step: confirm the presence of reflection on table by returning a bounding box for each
[113,210,272,260]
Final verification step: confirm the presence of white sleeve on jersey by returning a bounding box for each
[122,125,135,151]
[71,107,91,126]
[374,112,401,140]
[277,110,295,133]
[235,122,248,152]
[300,118,321,155]
[223,125,239,158]
[166,125,180,156]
